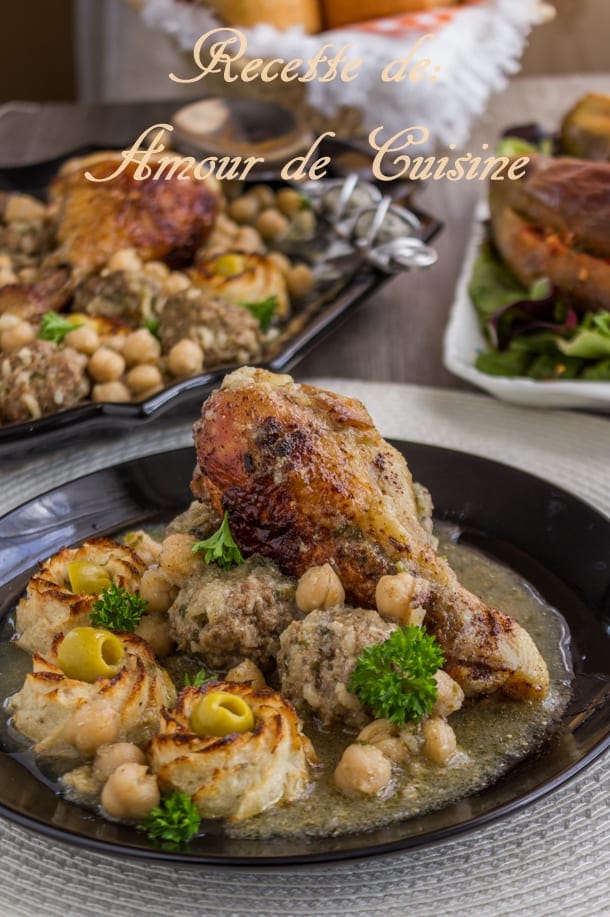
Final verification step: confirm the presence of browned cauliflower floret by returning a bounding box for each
[278,607,397,730]
[167,558,297,671]
[0,339,89,424]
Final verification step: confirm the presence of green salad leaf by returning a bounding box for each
[469,239,610,382]
[558,312,610,359]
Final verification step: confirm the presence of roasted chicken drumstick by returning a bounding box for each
[192,367,549,701]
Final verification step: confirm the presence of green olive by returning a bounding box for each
[67,560,112,595]
[57,627,125,683]
[189,691,254,737]
[213,253,244,278]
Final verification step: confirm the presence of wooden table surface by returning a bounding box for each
[1,73,609,393]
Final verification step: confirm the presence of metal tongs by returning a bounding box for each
[294,174,438,279]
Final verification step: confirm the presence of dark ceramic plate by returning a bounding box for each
[0,148,441,459]
[0,442,609,865]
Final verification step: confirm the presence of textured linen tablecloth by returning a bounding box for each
[0,380,609,917]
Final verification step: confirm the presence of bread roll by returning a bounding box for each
[208,0,322,34]
[323,0,458,30]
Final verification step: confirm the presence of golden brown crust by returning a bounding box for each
[50,160,218,275]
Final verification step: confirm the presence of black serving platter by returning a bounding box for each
[0,442,608,866]
[0,147,441,459]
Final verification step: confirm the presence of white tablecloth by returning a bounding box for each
[1,380,609,917]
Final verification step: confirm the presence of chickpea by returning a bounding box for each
[276,187,305,216]
[93,742,146,783]
[135,612,173,657]
[422,717,457,765]
[0,254,13,270]
[123,530,163,566]
[232,226,265,254]
[357,719,393,744]
[0,268,18,288]
[226,659,266,691]
[159,533,205,586]
[432,670,464,718]
[122,329,161,366]
[334,743,392,796]
[88,347,126,383]
[215,212,239,237]
[107,248,142,273]
[91,381,131,403]
[125,363,163,395]
[227,193,260,225]
[249,184,275,209]
[0,320,35,351]
[64,325,100,356]
[103,334,126,353]
[143,260,169,280]
[285,263,315,299]
[68,701,121,756]
[202,232,234,258]
[167,339,204,378]
[5,194,46,222]
[165,271,191,295]
[139,567,176,614]
[101,763,160,820]
[376,572,420,625]
[255,208,289,241]
[267,251,291,276]
[357,719,408,764]
[295,564,345,613]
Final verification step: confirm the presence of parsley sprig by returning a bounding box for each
[38,310,82,344]
[142,791,201,847]
[242,295,278,331]
[143,317,161,339]
[191,511,244,570]
[183,667,214,688]
[348,626,444,725]
[89,583,148,632]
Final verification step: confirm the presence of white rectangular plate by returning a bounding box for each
[443,202,610,411]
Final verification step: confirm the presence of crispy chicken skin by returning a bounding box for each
[49,159,218,275]
[192,368,549,701]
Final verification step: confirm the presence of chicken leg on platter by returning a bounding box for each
[191,367,549,701]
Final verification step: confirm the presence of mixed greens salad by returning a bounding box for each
[469,132,610,383]
[470,240,610,382]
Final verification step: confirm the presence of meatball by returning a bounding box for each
[278,607,396,729]
[72,270,163,325]
[159,289,262,368]
[0,339,89,424]
[167,558,297,670]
